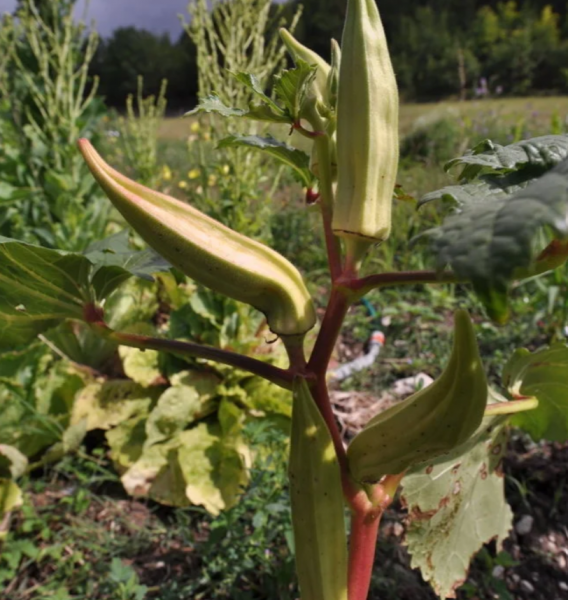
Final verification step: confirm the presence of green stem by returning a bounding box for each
[485,397,539,415]
[88,319,294,390]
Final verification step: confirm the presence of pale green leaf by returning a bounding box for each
[186,95,247,118]
[503,343,568,441]
[401,416,512,599]
[0,445,28,478]
[119,346,161,387]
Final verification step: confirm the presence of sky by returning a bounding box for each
[0,0,195,39]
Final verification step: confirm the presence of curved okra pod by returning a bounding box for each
[78,139,316,338]
[347,310,488,483]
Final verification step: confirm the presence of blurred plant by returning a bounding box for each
[118,76,168,188]
[182,0,302,239]
[0,0,107,250]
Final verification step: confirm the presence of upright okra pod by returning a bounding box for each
[78,140,316,340]
[333,0,399,266]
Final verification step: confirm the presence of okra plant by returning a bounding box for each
[3,0,568,598]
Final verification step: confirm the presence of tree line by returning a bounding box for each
[41,1,568,108]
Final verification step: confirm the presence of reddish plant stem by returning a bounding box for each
[86,315,294,390]
[348,474,405,600]
[346,269,463,300]
[308,287,350,378]
[348,509,383,600]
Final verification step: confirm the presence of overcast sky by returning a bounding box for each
[0,0,199,39]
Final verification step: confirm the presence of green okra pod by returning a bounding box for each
[333,0,399,265]
[78,139,316,338]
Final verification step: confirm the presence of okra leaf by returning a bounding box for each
[402,410,512,600]
[418,178,523,209]
[187,93,290,124]
[85,230,170,300]
[503,343,568,442]
[231,72,283,114]
[419,158,568,322]
[446,134,568,182]
[218,134,315,187]
[0,234,169,349]
[273,59,317,121]
[0,236,89,349]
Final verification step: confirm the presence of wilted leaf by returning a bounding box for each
[401,414,512,599]
[120,437,181,501]
[503,343,568,441]
[40,419,88,465]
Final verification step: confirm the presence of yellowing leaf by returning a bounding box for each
[401,415,512,599]
[0,479,23,539]
[119,346,161,386]
[178,423,249,515]
[71,380,157,431]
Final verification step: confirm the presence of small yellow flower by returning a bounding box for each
[202,132,211,142]
[220,164,230,175]
[161,165,172,181]
[207,174,217,187]
[178,180,188,189]
[188,168,201,180]
[190,121,201,133]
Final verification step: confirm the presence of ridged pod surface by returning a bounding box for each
[347,310,487,483]
[289,377,348,600]
[78,139,316,337]
[333,0,399,253]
